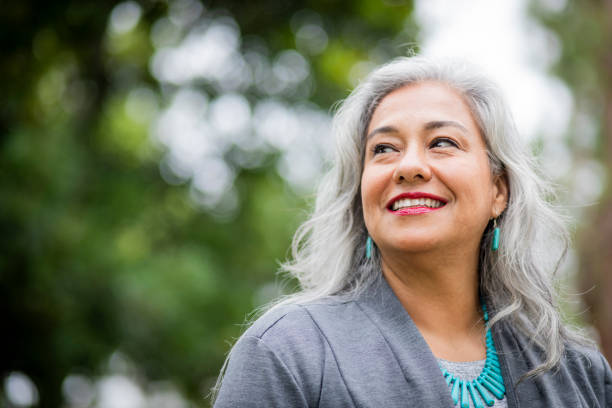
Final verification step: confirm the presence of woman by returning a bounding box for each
[212,56,612,407]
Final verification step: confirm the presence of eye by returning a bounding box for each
[430,137,458,149]
[372,144,396,155]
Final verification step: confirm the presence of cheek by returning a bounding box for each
[360,167,386,220]
[441,159,493,201]
[361,168,384,200]
[360,175,374,218]
[457,167,496,212]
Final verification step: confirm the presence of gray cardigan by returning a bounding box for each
[214,277,612,407]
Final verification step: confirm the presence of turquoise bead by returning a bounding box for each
[467,382,484,408]
[486,359,500,369]
[474,381,495,406]
[461,380,469,408]
[491,227,500,251]
[445,372,453,386]
[479,378,505,399]
[484,370,505,387]
[482,373,505,393]
[366,236,372,259]
[451,379,461,404]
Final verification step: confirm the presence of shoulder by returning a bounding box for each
[241,297,355,346]
[553,343,612,407]
[228,296,364,376]
[497,321,611,382]
[563,343,612,405]
[215,298,357,407]
[564,343,612,381]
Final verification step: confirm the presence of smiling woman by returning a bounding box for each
[212,57,612,408]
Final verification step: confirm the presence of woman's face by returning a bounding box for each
[361,81,508,256]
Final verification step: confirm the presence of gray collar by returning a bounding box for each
[355,275,456,406]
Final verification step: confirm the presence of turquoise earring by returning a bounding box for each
[366,236,373,259]
[491,218,500,252]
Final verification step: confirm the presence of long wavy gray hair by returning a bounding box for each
[273,56,591,377]
[212,57,591,402]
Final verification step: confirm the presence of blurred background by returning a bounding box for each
[1,0,611,406]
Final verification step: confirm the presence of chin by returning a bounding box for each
[383,237,442,254]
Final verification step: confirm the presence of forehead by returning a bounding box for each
[368,81,480,133]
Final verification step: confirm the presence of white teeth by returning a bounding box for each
[392,198,444,210]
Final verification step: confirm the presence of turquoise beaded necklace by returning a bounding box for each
[439,302,506,408]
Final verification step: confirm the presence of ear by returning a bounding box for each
[491,173,508,218]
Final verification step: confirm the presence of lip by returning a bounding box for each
[385,192,448,215]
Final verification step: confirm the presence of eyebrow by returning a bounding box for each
[424,120,469,134]
[366,125,398,140]
[366,120,469,139]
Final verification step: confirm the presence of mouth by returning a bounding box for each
[386,192,447,213]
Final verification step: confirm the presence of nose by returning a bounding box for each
[392,146,432,183]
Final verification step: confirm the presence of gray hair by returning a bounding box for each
[277,56,592,377]
[212,57,591,401]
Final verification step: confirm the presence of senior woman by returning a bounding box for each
[212,57,612,407]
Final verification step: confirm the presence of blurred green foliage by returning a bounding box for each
[0,0,416,406]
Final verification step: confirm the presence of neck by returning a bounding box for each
[380,245,486,361]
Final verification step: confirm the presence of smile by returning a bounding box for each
[386,192,447,215]
[392,198,444,210]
